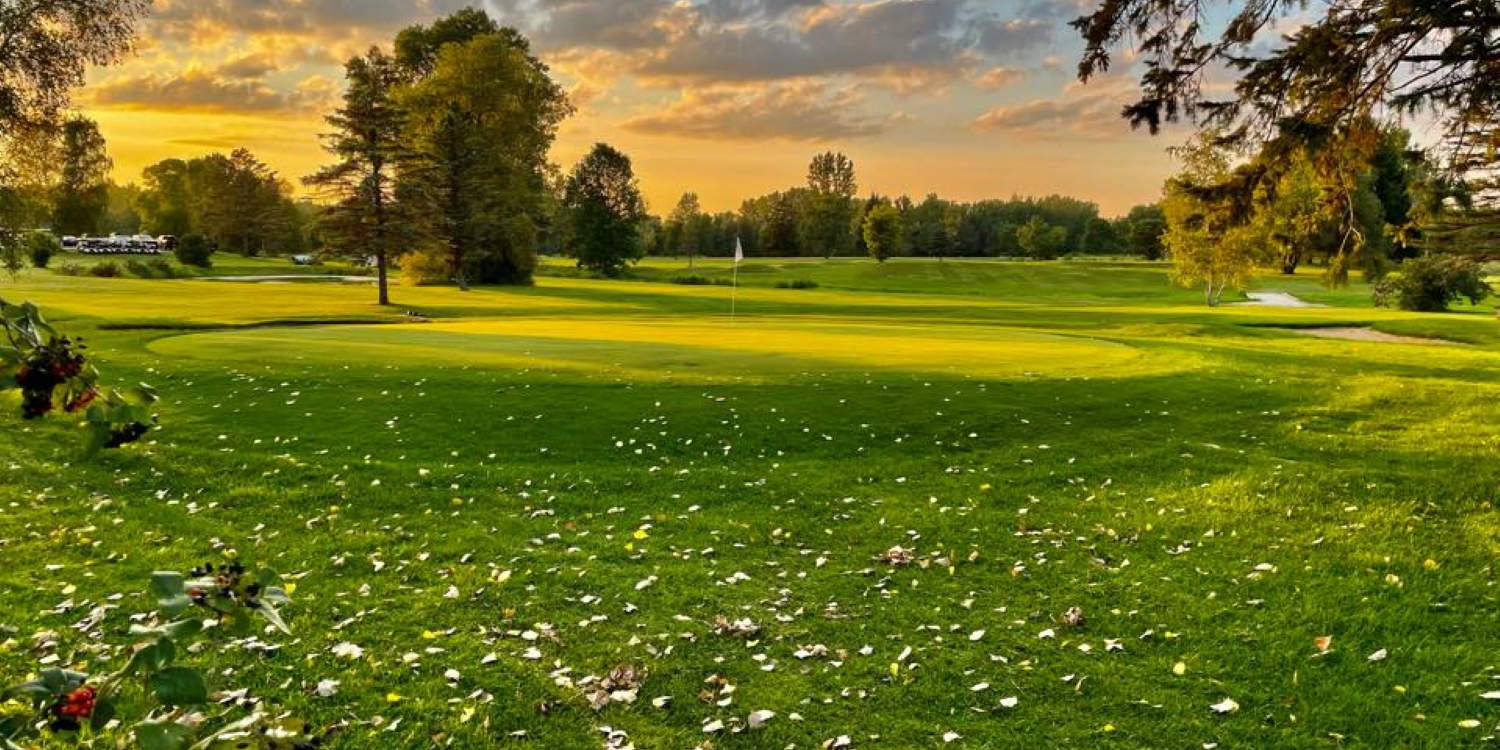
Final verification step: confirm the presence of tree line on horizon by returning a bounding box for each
[649,156,1168,264]
[5,2,1496,309]
[7,6,1174,303]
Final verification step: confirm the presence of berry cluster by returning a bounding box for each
[105,421,151,448]
[49,686,97,731]
[11,336,87,419]
[189,562,265,610]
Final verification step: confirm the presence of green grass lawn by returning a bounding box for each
[2,259,1498,749]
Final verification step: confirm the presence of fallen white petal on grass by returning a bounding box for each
[330,642,364,660]
[1210,698,1240,715]
[748,709,775,729]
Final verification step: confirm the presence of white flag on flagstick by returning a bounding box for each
[734,237,744,263]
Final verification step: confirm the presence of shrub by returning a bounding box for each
[26,233,60,269]
[124,259,178,279]
[174,234,214,268]
[672,274,733,286]
[88,261,122,278]
[55,262,85,276]
[775,279,819,289]
[148,258,177,278]
[1373,255,1492,312]
[400,248,452,286]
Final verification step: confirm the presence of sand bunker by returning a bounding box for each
[1282,327,1458,345]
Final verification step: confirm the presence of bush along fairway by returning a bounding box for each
[1,259,1498,749]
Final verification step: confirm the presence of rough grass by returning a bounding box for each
[1,259,1498,750]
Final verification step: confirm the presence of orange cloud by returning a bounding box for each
[621,82,900,142]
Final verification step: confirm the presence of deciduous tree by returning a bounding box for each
[396,28,570,286]
[803,152,857,258]
[52,117,112,235]
[862,202,901,263]
[562,143,648,277]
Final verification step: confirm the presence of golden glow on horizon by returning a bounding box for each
[78,3,1182,217]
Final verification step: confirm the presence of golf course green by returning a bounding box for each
[2,256,1497,749]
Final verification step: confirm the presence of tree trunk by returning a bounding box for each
[376,251,390,306]
[1281,249,1301,274]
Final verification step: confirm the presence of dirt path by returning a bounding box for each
[1235,292,1325,308]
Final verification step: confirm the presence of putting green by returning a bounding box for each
[149,316,1157,381]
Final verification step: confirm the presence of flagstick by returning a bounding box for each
[731,236,743,325]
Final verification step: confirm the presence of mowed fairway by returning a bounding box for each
[151,318,1148,381]
[2,259,1499,750]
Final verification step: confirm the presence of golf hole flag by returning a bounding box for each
[731,237,743,322]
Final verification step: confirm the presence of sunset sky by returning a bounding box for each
[79,0,1200,217]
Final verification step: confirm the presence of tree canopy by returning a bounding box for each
[562,143,648,277]
[0,0,151,129]
[1074,0,1500,273]
[305,48,410,305]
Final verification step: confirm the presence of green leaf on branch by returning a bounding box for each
[253,599,291,635]
[129,618,203,641]
[149,666,208,706]
[151,571,193,616]
[136,720,196,750]
[126,637,176,674]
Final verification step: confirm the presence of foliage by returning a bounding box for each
[393,7,519,77]
[1374,255,1493,312]
[1119,204,1167,259]
[52,117,112,235]
[1,298,157,455]
[902,194,960,259]
[1079,217,1120,253]
[395,26,569,287]
[399,246,453,286]
[862,203,902,263]
[802,152,858,257]
[1074,0,1496,281]
[562,143,648,277]
[25,233,59,269]
[1,563,309,750]
[88,260,123,278]
[0,0,151,128]
[1073,0,1500,163]
[139,151,304,257]
[1017,216,1068,260]
[173,234,213,268]
[305,47,409,305]
[1257,158,1332,275]
[666,192,712,265]
[1162,134,1273,306]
